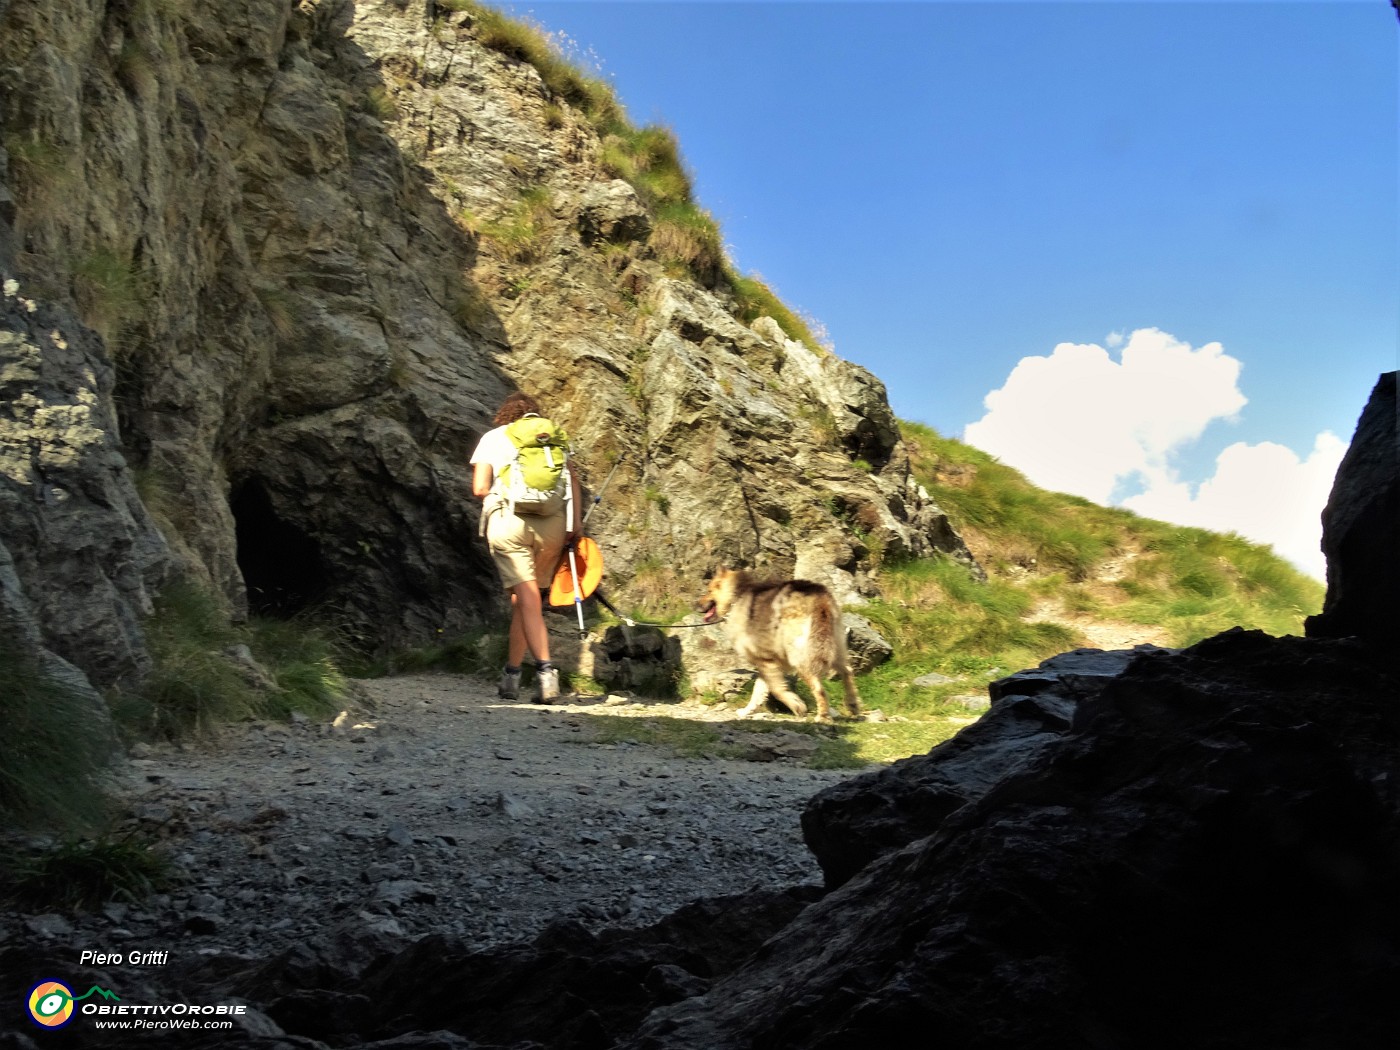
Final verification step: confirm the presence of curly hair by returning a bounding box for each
[493,392,543,427]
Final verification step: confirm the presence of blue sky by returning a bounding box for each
[503,0,1398,577]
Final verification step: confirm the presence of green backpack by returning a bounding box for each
[500,413,573,525]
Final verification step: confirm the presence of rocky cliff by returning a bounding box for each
[0,0,970,695]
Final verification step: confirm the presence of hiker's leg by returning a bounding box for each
[509,580,550,665]
[504,511,565,671]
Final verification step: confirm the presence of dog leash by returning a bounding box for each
[590,587,722,629]
[616,618,723,629]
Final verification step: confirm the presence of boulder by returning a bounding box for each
[577,179,651,245]
[1306,371,1397,653]
[840,612,893,673]
[633,630,1400,1049]
[802,645,1162,888]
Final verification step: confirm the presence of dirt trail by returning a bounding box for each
[7,675,857,963]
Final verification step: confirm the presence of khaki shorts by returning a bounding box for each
[484,502,567,591]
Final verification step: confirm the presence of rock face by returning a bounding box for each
[0,286,167,687]
[1306,371,1397,653]
[0,0,972,693]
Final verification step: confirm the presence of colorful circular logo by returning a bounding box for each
[28,980,75,1028]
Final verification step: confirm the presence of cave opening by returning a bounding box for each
[231,480,328,617]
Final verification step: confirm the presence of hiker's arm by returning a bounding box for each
[472,462,494,499]
[568,469,583,537]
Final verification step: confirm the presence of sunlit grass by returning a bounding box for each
[897,421,1324,647]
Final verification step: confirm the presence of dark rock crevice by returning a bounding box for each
[231,477,328,616]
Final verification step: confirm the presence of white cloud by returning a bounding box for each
[964,328,1247,504]
[964,328,1342,579]
[1122,432,1346,580]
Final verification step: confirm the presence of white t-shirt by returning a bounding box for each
[469,425,515,492]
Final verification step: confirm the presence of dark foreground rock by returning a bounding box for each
[630,630,1400,1050]
[802,645,1166,888]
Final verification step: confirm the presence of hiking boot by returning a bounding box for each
[535,666,560,703]
[497,667,521,700]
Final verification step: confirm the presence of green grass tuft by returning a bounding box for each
[72,248,148,352]
[728,270,829,351]
[7,834,171,912]
[246,617,349,720]
[0,643,117,833]
[113,579,354,739]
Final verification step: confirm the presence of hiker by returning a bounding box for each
[471,392,582,702]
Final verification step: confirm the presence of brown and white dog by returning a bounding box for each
[700,568,862,721]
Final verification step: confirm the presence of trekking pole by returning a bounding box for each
[565,540,587,638]
[582,453,626,527]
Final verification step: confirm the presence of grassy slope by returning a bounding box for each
[807,422,1325,762]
